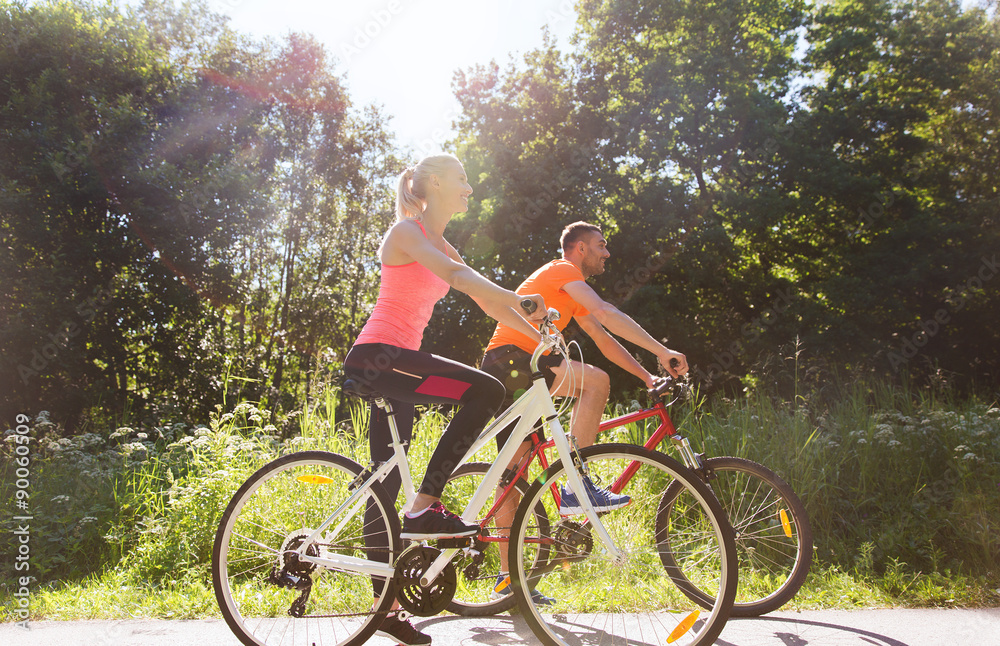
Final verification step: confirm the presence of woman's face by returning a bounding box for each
[434,161,473,213]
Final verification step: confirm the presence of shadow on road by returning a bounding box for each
[720,615,910,646]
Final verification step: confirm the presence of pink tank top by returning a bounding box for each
[353,222,451,350]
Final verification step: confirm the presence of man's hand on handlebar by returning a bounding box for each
[658,351,688,378]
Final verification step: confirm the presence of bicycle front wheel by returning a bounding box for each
[659,456,813,616]
[509,444,737,646]
[213,451,401,646]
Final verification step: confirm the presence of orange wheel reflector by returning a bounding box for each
[779,508,793,538]
[297,474,335,485]
[667,609,700,643]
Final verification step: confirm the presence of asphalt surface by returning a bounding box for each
[3,608,1000,646]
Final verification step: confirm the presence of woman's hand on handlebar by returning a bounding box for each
[519,294,547,324]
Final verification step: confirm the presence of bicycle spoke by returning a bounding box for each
[510,444,736,646]
[660,457,812,616]
[213,452,400,646]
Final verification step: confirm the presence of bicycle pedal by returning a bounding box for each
[435,536,474,549]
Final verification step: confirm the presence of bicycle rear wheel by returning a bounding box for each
[441,462,550,616]
[659,456,812,616]
[213,451,400,646]
[509,444,737,646]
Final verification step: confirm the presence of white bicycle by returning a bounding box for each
[212,308,738,646]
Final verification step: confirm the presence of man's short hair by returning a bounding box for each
[560,221,602,252]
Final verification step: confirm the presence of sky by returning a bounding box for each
[209,0,579,156]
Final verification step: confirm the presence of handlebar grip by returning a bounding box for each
[648,377,674,399]
[520,298,537,314]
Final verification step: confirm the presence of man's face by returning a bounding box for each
[579,231,610,277]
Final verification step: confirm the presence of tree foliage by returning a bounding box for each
[2,0,997,431]
[436,0,999,397]
[1,0,399,429]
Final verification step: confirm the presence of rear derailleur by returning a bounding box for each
[268,531,319,618]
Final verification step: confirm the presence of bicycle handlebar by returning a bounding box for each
[648,377,674,399]
[648,375,689,404]
[542,307,560,328]
[528,308,564,374]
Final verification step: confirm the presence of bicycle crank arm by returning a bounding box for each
[419,547,458,587]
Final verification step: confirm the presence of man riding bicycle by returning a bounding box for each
[479,220,689,602]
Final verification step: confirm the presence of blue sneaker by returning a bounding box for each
[491,574,556,606]
[559,477,630,515]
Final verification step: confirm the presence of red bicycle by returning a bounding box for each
[442,376,812,617]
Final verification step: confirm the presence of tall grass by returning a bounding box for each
[644,377,1000,605]
[691,382,998,578]
[3,376,999,620]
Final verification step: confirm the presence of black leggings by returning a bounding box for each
[344,343,506,498]
[344,343,505,595]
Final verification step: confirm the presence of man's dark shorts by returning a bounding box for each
[480,344,564,448]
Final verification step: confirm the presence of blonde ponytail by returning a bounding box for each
[394,153,462,222]
[395,166,423,221]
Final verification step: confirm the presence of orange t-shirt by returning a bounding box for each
[485,259,590,354]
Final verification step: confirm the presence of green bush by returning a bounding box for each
[118,403,280,579]
[2,412,129,582]
[665,380,1000,585]
[4,378,999,620]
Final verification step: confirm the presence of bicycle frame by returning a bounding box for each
[445,386,703,555]
[294,313,622,587]
[520,395,702,508]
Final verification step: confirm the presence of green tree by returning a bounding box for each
[794,0,1000,383]
[441,0,810,390]
[432,38,595,363]
[208,34,401,422]
[0,0,401,428]
[444,0,999,393]
[0,0,268,426]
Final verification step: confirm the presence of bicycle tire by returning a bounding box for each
[441,462,550,616]
[659,456,813,616]
[213,450,401,646]
[509,443,737,646]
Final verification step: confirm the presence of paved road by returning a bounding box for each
[3,609,1000,646]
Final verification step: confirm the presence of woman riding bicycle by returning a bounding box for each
[342,153,545,644]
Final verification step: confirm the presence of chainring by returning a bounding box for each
[553,519,593,563]
[392,545,457,617]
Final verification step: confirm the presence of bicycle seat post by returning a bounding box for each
[342,378,417,510]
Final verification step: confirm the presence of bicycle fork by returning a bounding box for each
[670,433,719,488]
[670,434,703,470]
